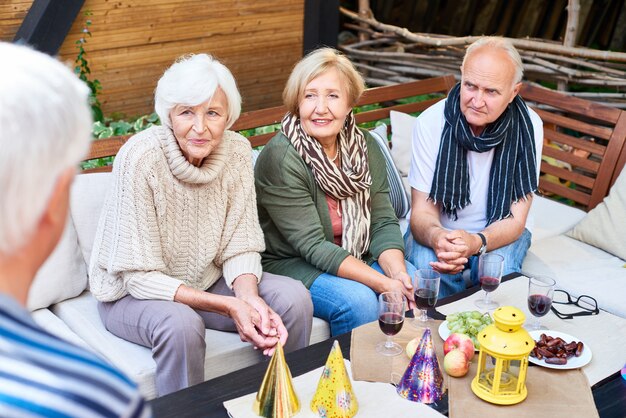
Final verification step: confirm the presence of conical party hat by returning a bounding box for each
[396,327,445,404]
[253,343,300,418]
[310,340,358,417]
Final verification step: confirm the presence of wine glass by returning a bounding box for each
[376,292,405,356]
[527,276,556,330]
[474,253,504,310]
[412,269,440,325]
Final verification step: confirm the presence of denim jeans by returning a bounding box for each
[309,260,418,337]
[403,228,532,299]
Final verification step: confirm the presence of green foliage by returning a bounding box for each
[74,11,103,123]
[91,112,160,139]
[239,124,280,138]
[82,112,160,170]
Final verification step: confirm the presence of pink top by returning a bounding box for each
[325,194,343,246]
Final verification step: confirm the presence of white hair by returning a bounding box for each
[154,54,241,130]
[0,42,91,255]
[463,36,524,84]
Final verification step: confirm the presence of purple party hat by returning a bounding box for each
[396,327,445,404]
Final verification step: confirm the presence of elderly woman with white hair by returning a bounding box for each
[89,54,313,396]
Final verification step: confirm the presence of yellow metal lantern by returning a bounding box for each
[471,306,535,405]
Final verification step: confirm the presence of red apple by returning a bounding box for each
[443,333,475,361]
[443,349,470,377]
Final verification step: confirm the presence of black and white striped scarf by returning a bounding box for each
[430,83,537,225]
[282,111,372,259]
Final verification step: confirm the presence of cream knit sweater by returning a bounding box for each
[89,126,265,302]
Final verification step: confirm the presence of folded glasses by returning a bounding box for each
[550,289,599,319]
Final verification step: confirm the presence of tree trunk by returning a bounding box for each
[558,0,581,91]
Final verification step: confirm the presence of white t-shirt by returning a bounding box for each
[408,99,544,233]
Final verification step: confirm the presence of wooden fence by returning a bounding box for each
[1,0,305,117]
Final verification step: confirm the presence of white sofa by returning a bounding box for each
[27,111,626,401]
[27,172,331,400]
[522,193,626,319]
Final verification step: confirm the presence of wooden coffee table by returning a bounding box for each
[150,274,626,417]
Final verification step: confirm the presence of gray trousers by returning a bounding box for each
[97,273,313,396]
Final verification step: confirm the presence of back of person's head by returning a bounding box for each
[155,53,241,130]
[462,36,524,84]
[0,42,91,255]
[283,47,365,114]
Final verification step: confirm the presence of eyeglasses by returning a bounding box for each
[550,289,599,319]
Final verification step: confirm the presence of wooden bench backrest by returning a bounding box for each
[80,76,626,211]
[81,75,456,173]
[520,83,626,210]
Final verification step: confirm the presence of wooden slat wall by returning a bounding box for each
[1,0,304,117]
[0,1,31,41]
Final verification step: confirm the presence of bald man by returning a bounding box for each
[404,37,543,298]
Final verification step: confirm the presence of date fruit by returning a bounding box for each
[529,333,584,365]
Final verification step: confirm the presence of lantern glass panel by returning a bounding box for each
[499,359,521,394]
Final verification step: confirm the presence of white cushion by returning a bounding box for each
[389,110,416,198]
[31,308,92,350]
[522,235,626,318]
[27,215,87,311]
[70,173,112,268]
[310,317,330,345]
[566,169,626,260]
[529,195,586,242]
[368,123,410,218]
[52,291,331,400]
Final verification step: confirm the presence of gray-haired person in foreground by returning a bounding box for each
[404,37,544,298]
[0,42,151,417]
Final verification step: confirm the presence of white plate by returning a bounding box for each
[438,320,451,341]
[528,330,592,370]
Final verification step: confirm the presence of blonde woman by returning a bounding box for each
[255,48,416,336]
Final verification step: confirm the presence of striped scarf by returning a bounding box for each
[430,83,537,225]
[281,111,372,259]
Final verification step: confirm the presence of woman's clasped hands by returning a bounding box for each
[230,275,288,356]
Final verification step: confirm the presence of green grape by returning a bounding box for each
[467,318,482,327]
[445,310,493,344]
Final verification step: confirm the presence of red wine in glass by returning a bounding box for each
[378,312,404,336]
[414,288,438,310]
[528,294,552,317]
[480,276,500,293]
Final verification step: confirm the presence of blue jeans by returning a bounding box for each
[309,260,418,337]
[403,228,532,299]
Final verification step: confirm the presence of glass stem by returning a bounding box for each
[385,335,394,348]
[484,291,491,304]
[420,309,428,321]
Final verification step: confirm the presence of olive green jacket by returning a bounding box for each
[254,130,404,288]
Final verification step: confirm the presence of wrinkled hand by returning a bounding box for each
[238,295,288,356]
[381,271,415,309]
[228,297,284,356]
[430,230,470,274]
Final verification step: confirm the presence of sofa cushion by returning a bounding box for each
[566,169,626,260]
[52,291,330,399]
[369,123,410,218]
[522,234,626,318]
[389,110,416,198]
[70,172,112,268]
[31,308,92,350]
[528,196,587,242]
[27,215,87,311]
